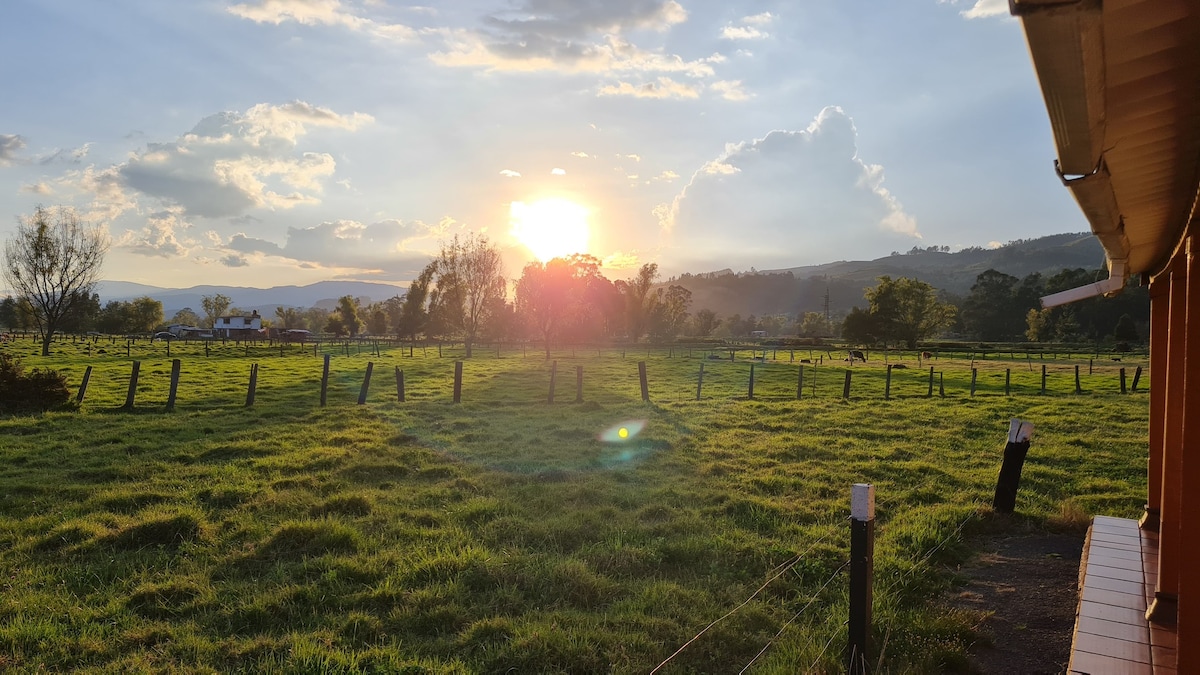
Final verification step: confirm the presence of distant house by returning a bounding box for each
[749,330,767,339]
[166,324,210,339]
[213,310,263,338]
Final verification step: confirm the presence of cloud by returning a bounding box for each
[550,167,566,175]
[571,151,591,158]
[221,253,251,267]
[116,209,193,258]
[960,0,1009,19]
[598,77,700,99]
[114,101,371,219]
[429,1,725,80]
[602,251,641,269]
[720,25,766,40]
[663,106,920,270]
[987,240,1002,249]
[741,12,775,25]
[37,143,92,165]
[653,170,679,181]
[226,218,435,279]
[227,0,417,40]
[499,169,522,177]
[0,134,26,165]
[55,165,138,224]
[20,181,53,195]
[711,80,751,101]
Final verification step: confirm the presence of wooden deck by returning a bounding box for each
[1069,516,1177,674]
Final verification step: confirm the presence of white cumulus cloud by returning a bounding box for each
[960,0,1009,19]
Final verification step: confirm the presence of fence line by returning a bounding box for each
[737,559,851,674]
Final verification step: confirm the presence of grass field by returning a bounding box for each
[0,337,1150,673]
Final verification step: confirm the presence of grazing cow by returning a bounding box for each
[921,351,933,360]
[892,364,908,369]
[849,350,867,362]
[799,359,812,364]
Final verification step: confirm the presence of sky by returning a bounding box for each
[0,0,1088,290]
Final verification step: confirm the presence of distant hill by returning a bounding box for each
[96,280,406,316]
[668,233,1107,318]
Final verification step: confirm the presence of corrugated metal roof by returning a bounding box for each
[1013,0,1200,278]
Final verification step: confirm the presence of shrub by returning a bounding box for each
[0,353,72,414]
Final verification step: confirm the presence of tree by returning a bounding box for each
[616,263,660,340]
[514,255,606,358]
[127,296,163,333]
[335,296,362,337]
[799,311,830,338]
[1114,313,1139,343]
[691,308,720,337]
[841,307,879,346]
[961,269,1021,341]
[274,306,304,330]
[429,234,505,357]
[864,276,956,348]
[366,304,388,335]
[2,206,108,355]
[397,263,435,341]
[0,297,17,330]
[200,293,232,328]
[171,307,203,327]
[649,284,691,340]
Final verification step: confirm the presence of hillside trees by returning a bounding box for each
[649,284,692,340]
[171,307,203,328]
[690,308,720,337]
[515,255,609,358]
[274,306,304,330]
[396,263,434,341]
[616,263,660,340]
[1023,268,1149,342]
[3,206,108,355]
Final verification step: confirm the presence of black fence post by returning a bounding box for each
[748,363,756,400]
[1005,368,1011,396]
[548,360,558,404]
[358,362,374,405]
[453,361,463,403]
[123,361,141,410]
[885,364,892,400]
[993,419,1034,514]
[245,363,258,407]
[166,359,181,410]
[1132,366,1143,392]
[939,372,945,398]
[320,354,330,407]
[927,366,934,397]
[575,365,583,403]
[395,367,406,402]
[842,370,852,399]
[76,365,93,404]
[970,368,977,397]
[848,483,875,675]
[1041,364,1047,394]
[638,361,649,402]
[1075,364,1082,394]
[797,365,804,400]
[1120,367,1128,394]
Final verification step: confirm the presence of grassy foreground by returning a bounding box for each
[0,340,1149,673]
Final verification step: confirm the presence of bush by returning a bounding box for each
[0,353,72,415]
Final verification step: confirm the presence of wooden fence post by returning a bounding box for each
[797,365,804,400]
[245,363,258,407]
[927,366,934,397]
[848,483,876,675]
[358,362,374,405]
[320,354,330,407]
[696,362,705,401]
[548,360,558,404]
[638,361,649,402]
[1089,358,1094,375]
[748,363,756,400]
[970,368,977,397]
[1120,367,1127,394]
[993,419,1034,513]
[939,372,945,398]
[123,361,141,410]
[453,361,463,403]
[1075,365,1082,394]
[1132,366,1143,392]
[1041,364,1047,394]
[1005,368,1011,396]
[843,370,852,399]
[885,364,892,400]
[166,359,181,410]
[76,365,93,404]
[395,367,406,402]
[575,365,583,403]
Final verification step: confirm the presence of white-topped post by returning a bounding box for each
[848,483,875,674]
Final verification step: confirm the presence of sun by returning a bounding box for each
[510,198,590,262]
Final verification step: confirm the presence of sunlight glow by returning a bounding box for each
[510,198,590,262]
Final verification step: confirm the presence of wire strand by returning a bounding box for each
[737,559,851,674]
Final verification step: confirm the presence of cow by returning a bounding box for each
[849,350,867,362]
[921,351,934,360]
[799,359,812,364]
[892,364,908,369]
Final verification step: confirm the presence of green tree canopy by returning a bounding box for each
[863,276,956,348]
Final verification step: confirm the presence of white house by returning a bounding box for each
[213,310,263,338]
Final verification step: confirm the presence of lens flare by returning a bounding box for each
[600,419,646,443]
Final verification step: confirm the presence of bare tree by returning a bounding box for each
[3,206,108,355]
[431,234,505,358]
[200,293,232,328]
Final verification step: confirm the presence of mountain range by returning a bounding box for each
[93,233,1107,319]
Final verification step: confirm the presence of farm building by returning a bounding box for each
[212,310,264,339]
[1013,0,1198,671]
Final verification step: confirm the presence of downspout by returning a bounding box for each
[1040,258,1127,308]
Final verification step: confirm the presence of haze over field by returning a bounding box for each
[1,0,1086,288]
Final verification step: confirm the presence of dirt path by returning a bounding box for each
[948,531,1084,674]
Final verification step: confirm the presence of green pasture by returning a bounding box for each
[0,337,1150,672]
